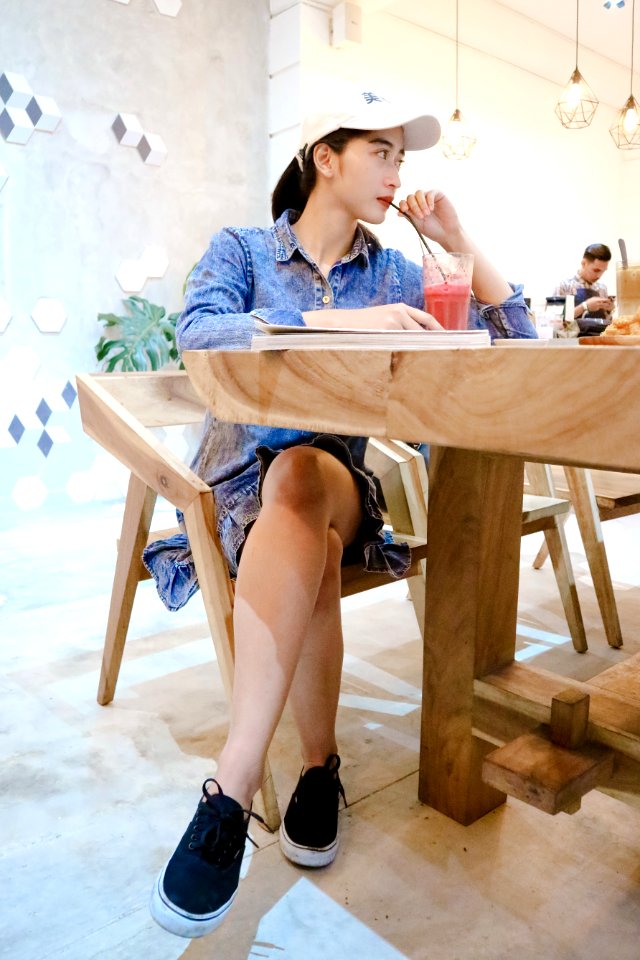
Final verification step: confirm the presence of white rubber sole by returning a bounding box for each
[149,863,236,939]
[278,822,339,867]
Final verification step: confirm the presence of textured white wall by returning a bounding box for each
[0,0,269,515]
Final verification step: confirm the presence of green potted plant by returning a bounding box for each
[95,295,183,372]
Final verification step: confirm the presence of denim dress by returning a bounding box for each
[143,209,537,610]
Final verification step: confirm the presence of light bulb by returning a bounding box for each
[566,81,582,110]
[441,109,477,159]
[623,103,640,134]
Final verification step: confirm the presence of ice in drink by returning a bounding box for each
[422,252,474,330]
[616,261,640,316]
[424,280,472,330]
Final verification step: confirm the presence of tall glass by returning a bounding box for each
[616,260,640,317]
[423,253,474,330]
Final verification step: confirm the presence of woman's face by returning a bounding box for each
[330,126,405,224]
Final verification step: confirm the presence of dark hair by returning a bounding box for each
[271,128,366,221]
[583,243,611,262]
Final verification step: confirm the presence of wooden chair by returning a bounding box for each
[75,371,429,832]
[366,444,588,653]
[527,466,640,649]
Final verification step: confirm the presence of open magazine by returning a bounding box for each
[251,319,491,350]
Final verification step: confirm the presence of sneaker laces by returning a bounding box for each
[187,779,268,867]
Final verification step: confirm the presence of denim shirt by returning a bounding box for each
[144,210,537,609]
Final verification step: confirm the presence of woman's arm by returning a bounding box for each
[177,228,307,351]
[397,189,512,305]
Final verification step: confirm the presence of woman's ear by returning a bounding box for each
[312,142,335,179]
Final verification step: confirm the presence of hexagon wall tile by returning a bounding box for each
[153,0,182,15]
[26,95,61,133]
[115,259,147,293]
[137,133,167,166]
[0,72,34,109]
[0,297,13,333]
[31,298,67,333]
[0,106,35,144]
[140,245,169,278]
[112,112,143,147]
[12,474,48,511]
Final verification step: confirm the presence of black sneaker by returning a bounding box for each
[279,754,347,867]
[150,779,265,939]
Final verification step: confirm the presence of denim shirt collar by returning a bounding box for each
[273,209,381,268]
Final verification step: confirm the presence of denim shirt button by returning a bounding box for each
[322,295,330,304]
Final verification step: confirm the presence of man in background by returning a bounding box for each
[554,243,615,336]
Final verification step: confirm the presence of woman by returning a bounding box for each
[148,89,537,940]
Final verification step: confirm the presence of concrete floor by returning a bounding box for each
[2,499,640,960]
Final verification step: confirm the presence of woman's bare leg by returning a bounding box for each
[214,446,362,808]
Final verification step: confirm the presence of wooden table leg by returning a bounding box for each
[419,447,524,824]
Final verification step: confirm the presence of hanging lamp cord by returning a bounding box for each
[631,0,636,96]
[455,0,459,108]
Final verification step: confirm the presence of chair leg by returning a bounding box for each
[183,492,281,831]
[532,538,549,569]
[564,467,623,649]
[98,473,157,705]
[542,522,588,653]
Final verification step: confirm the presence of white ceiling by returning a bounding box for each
[356,0,635,72]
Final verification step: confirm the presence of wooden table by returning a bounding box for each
[183,345,640,824]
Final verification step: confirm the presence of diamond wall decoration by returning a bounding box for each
[26,95,62,133]
[0,106,34,145]
[36,399,52,426]
[37,430,53,457]
[0,72,62,143]
[61,381,77,408]
[8,415,25,445]
[112,112,144,147]
[0,71,33,109]
[112,112,167,165]
[31,298,67,333]
[137,132,168,166]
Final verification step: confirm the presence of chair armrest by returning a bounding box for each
[76,373,210,512]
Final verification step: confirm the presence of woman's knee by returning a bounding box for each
[262,447,330,514]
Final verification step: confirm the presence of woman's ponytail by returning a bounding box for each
[271,157,309,221]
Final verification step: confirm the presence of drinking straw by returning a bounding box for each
[388,201,447,281]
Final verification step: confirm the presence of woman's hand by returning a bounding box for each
[303,303,442,331]
[397,190,464,250]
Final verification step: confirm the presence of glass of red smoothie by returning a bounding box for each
[423,253,474,330]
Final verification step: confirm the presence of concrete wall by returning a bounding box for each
[0,0,269,518]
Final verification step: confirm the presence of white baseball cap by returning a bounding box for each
[298,89,441,166]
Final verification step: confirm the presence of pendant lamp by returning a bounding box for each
[441,0,477,159]
[610,0,640,148]
[555,0,599,127]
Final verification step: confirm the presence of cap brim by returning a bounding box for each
[402,114,442,151]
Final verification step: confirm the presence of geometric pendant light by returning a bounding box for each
[610,0,640,148]
[441,0,477,159]
[555,0,599,127]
